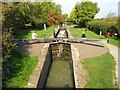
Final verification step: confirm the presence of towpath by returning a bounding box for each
[101,40,120,88]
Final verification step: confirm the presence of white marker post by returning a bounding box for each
[44,23,46,30]
[44,24,46,38]
[100,30,102,36]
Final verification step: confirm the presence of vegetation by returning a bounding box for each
[87,17,119,38]
[69,27,120,47]
[2,2,63,29]
[2,1,63,83]
[81,52,117,88]
[3,50,38,88]
[69,27,105,39]
[108,37,120,48]
[47,10,63,26]
[86,14,120,47]
[2,1,63,58]
[70,1,100,27]
[62,13,68,21]
[15,26,55,38]
[1,0,119,88]
[2,28,15,60]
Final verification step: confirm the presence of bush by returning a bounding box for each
[87,19,119,39]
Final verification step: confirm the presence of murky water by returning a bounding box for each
[45,60,74,88]
[45,43,74,88]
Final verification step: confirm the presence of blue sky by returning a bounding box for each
[52,0,119,18]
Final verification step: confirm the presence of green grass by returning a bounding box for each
[108,38,120,48]
[69,27,120,47]
[15,26,55,39]
[81,52,117,88]
[69,27,105,39]
[4,50,39,88]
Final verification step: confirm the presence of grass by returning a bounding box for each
[69,27,120,47]
[69,27,105,39]
[3,50,39,88]
[15,26,55,39]
[81,52,117,88]
[108,37,120,48]
[14,25,120,47]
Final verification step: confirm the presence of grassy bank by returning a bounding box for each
[69,27,105,39]
[69,27,120,47]
[3,50,38,88]
[15,26,55,39]
[108,37,120,48]
[81,52,117,88]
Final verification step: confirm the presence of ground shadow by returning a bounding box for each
[81,42,104,47]
[2,50,27,88]
[15,44,32,55]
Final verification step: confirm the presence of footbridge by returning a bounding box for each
[12,38,101,44]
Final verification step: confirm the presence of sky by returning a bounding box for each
[52,0,119,18]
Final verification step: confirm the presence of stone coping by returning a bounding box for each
[25,43,49,88]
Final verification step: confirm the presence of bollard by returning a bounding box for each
[107,39,109,43]
[76,33,78,38]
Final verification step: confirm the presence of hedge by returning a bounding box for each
[86,20,119,38]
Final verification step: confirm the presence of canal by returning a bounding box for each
[44,43,75,88]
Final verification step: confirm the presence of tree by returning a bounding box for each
[54,4,62,14]
[71,1,100,27]
[2,29,14,60]
[46,2,63,26]
[2,2,63,29]
[69,8,76,22]
[106,12,118,23]
[2,2,32,30]
[47,10,63,26]
[2,3,15,81]
[62,13,68,21]
[2,3,15,60]
[107,12,116,18]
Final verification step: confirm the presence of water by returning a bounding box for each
[45,60,74,88]
[45,43,74,88]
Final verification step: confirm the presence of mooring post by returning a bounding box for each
[76,33,78,38]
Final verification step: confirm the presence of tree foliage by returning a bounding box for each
[70,8,76,22]
[70,1,100,27]
[2,2,63,29]
[2,3,15,61]
[2,29,14,60]
[87,16,119,39]
[47,10,63,26]
[62,13,68,21]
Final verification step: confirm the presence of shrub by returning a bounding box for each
[87,19,119,38]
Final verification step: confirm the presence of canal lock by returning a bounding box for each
[37,43,75,88]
